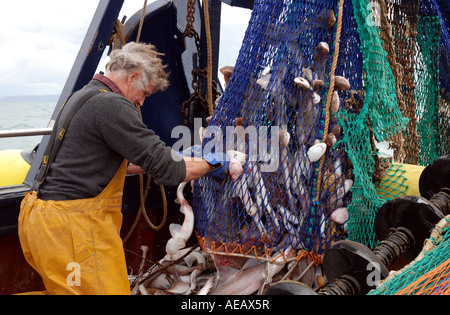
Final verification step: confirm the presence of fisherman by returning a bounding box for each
[18,42,228,295]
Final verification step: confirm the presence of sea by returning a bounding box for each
[0,95,57,152]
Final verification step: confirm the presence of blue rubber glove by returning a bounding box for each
[203,151,230,179]
[179,145,230,179]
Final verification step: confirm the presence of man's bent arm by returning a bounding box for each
[127,158,214,183]
[183,157,214,182]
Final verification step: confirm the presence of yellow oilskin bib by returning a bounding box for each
[18,159,131,295]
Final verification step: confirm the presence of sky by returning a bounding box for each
[0,1,251,97]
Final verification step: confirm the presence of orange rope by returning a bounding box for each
[197,234,322,264]
[315,0,345,201]
[395,258,450,295]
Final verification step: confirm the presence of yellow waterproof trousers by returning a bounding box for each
[18,160,131,295]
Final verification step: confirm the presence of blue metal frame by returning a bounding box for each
[219,0,254,9]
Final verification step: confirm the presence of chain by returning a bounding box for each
[180,0,220,125]
[183,0,202,57]
[181,69,220,125]
[185,0,196,35]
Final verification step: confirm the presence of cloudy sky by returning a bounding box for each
[0,1,251,97]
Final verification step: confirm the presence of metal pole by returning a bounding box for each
[0,129,52,139]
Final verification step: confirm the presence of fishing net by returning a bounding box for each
[191,0,448,263]
[372,0,450,165]
[369,216,450,295]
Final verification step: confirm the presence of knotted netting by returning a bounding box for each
[370,0,450,165]
[191,0,448,263]
[369,216,450,295]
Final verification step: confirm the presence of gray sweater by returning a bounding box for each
[39,79,186,201]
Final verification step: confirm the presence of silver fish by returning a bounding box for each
[130,245,149,295]
[279,129,296,210]
[248,162,281,231]
[210,259,267,295]
[165,182,194,258]
[197,276,216,295]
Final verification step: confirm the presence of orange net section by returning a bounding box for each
[395,259,450,295]
[197,234,323,265]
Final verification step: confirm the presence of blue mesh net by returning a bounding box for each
[190,0,448,262]
[192,0,356,262]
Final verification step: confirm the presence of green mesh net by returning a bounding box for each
[415,16,442,166]
[337,0,408,248]
[376,163,408,199]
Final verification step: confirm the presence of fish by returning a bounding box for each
[143,247,208,295]
[147,273,172,290]
[210,259,267,295]
[278,205,301,226]
[291,151,309,197]
[209,247,291,295]
[257,72,272,90]
[333,157,343,177]
[227,150,246,181]
[165,182,194,258]
[279,129,296,210]
[287,257,315,286]
[130,246,149,295]
[261,65,271,77]
[197,276,216,295]
[233,174,258,216]
[230,172,267,237]
[248,162,281,231]
[329,179,353,211]
[303,67,314,83]
[166,281,191,295]
[166,264,197,276]
[265,247,292,284]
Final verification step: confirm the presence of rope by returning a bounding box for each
[139,174,168,231]
[136,0,148,43]
[111,19,126,48]
[203,0,214,116]
[315,0,345,202]
[125,0,171,240]
[123,104,169,244]
[123,174,169,243]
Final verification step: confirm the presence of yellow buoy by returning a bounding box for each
[377,162,426,198]
[0,149,31,187]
